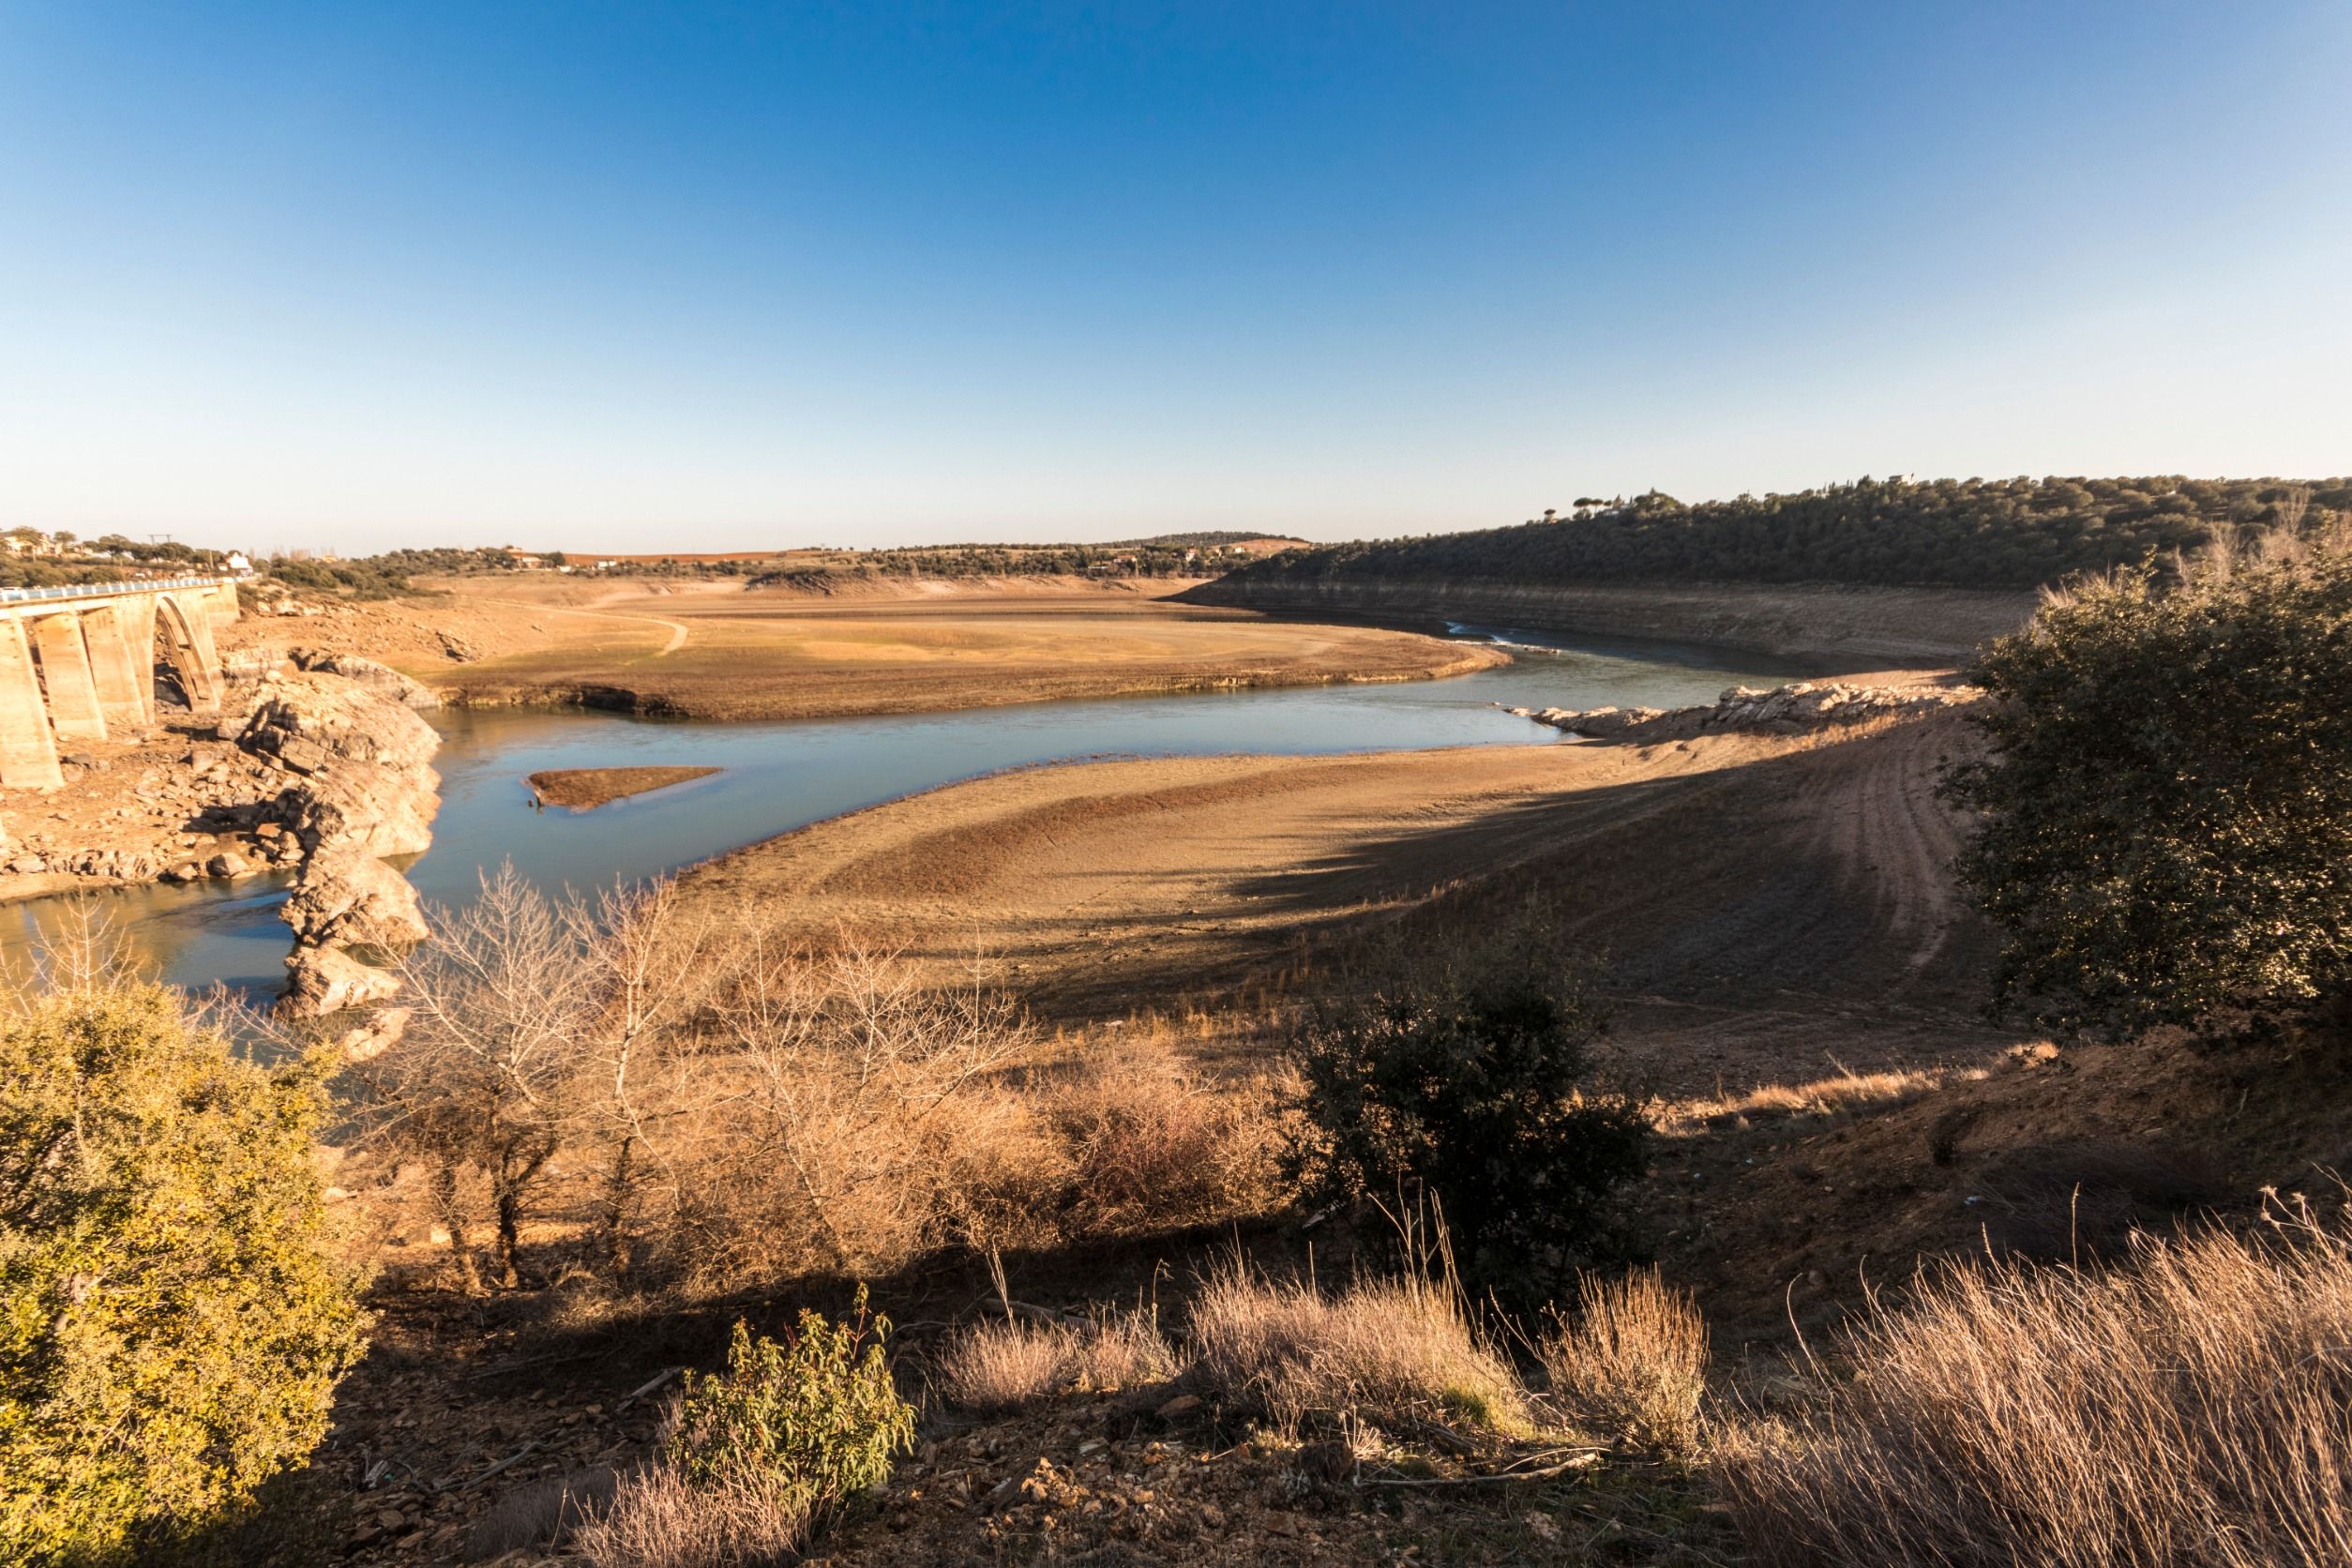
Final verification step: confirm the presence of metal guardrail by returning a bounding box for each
[0,575,240,606]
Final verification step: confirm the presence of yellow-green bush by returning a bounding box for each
[0,981,369,1564]
[663,1294,914,1530]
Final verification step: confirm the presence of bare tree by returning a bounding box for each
[360,864,596,1290]
[704,930,1033,1275]
[565,876,722,1276]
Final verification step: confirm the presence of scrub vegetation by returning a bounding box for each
[0,966,367,1565]
[13,500,2352,1566]
[1226,474,2351,591]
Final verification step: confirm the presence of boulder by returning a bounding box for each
[206,851,253,879]
[282,846,429,950]
[281,761,440,859]
[239,670,441,773]
[334,1005,414,1064]
[281,944,402,1017]
[291,648,442,711]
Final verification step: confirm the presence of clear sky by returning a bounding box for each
[2,3,2345,555]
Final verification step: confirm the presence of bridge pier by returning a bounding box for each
[0,617,65,790]
[29,611,109,744]
[80,603,154,730]
[0,577,238,792]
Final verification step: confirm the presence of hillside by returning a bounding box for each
[1207,475,2349,593]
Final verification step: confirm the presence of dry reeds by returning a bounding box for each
[1187,1259,1530,1435]
[571,1464,807,1568]
[1714,1202,2352,1567]
[1539,1268,1709,1452]
[935,1309,1177,1413]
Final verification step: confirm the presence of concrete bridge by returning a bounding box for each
[0,576,241,790]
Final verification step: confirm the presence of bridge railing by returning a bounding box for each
[0,575,242,606]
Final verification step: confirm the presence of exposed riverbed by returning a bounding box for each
[2,630,1814,996]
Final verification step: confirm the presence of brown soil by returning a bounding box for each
[677,697,2350,1353]
[524,766,719,811]
[221,577,1506,722]
[302,684,2352,1567]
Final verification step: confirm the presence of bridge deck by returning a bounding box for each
[0,575,241,608]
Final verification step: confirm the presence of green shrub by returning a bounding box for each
[664,1293,913,1530]
[1286,929,1650,1305]
[0,981,369,1564]
[1948,531,2352,1040]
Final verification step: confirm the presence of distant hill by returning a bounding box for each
[1207,476,2351,593]
[1103,532,1310,555]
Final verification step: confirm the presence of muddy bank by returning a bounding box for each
[526,765,720,810]
[1180,577,2035,666]
[427,643,1514,722]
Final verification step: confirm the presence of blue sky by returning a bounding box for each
[1,3,2345,554]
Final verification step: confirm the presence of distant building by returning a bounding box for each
[224,551,252,574]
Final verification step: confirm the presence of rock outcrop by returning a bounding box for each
[283,942,406,1016]
[280,844,429,950]
[0,651,443,1020]
[281,763,439,860]
[290,647,442,711]
[228,665,444,1016]
[241,669,441,774]
[1512,679,1975,740]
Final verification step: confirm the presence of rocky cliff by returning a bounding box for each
[229,663,443,1015]
[1179,577,2035,666]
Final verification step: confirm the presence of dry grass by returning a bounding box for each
[1050,1043,1278,1234]
[935,1319,1076,1414]
[1188,1259,1530,1435]
[1068,1307,1182,1392]
[936,1309,1178,1413]
[572,1464,808,1568]
[1663,1065,1974,1132]
[1538,1270,1709,1453]
[1713,1201,2352,1567]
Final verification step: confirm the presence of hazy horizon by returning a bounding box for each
[4,3,2347,557]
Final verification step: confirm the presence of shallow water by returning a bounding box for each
[2,629,1808,997]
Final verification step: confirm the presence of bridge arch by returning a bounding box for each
[153,591,225,711]
[0,577,238,792]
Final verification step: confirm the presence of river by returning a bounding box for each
[2,628,1810,996]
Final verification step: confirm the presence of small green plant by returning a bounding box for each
[0,979,369,1564]
[664,1291,914,1529]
